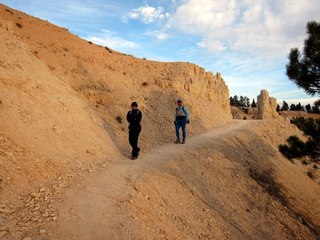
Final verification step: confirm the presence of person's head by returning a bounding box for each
[131,101,138,110]
[177,99,182,107]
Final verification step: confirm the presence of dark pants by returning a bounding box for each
[129,128,141,157]
[175,117,187,141]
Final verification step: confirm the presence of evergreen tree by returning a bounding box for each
[290,103,296,111]
[230,96,234,106]
[297,102,304,111]
[276,104,280,112]
[286,21,320,96]
[251,99,257,107]
[306,103,311,112]
[246,97,251,107]
[281,101,289,111]
[312,99,320,113]
[234,95,239,106]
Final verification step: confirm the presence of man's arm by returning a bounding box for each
[126,111,131,123]
[184,107,190,122]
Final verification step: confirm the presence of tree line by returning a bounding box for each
[230,95,256,107]
[230,95,319,113]
[277,100,320,113]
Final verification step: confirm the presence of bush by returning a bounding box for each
[105,47,112,53]
[142,82,148,87]
[16,23,22,28]
[279,117,320,162]
[291,117,320,141]
[116,116,122,124]
[279,136,309,159]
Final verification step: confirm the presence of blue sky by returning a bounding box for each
[3,0,320,105]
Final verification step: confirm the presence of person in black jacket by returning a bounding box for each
[126,102,142,160]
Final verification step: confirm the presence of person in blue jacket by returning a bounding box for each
[174,99,190,144]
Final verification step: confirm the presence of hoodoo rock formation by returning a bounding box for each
[255,89,278,119]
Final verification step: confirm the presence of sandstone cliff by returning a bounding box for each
[0,4,231,196]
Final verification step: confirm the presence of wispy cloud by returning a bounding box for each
[125,4,170,23]
[84,30,139,51]
[145,30,170,40]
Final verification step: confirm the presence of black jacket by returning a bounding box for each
[126,109,142,130]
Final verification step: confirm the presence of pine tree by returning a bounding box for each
[286,21,320,96]
[276,104,280,112]
[281,101,289,111]
[290,103,296,111]
[306,103,311,112]
[251,99,257,107]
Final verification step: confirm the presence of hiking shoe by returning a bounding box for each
[137,148,140,156]
[181,140,186,144]
[175,140,180,144]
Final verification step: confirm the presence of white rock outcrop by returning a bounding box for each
[255,89,278,119]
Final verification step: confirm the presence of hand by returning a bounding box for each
[187,120,190,124]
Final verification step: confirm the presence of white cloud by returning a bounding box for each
[145,31,170,40]
[197,38,226,52]
[66,3,97,15]
[167,0,320,56]
[126,5,170,23]
[84,30,138,51]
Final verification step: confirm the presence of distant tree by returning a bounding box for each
[245,97,250,107]
[306,103,312,112]
[229,96,234,106]
[281,101,289,111]
[286,21,320,96]
[312,106,319,113]
[312,99,320,113]
[290,103,296,111]
[276,104,280,112]
[240,96,244,106]
[297,102,304,111]
[251,99,257,107]
[234,95,239,106]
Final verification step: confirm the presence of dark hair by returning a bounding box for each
[131,102,138,107]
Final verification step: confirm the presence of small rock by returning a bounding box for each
[42,212,49,217]
[30,192,42,198]
[39,188,46,192]
[39,229,46,234]
[0,230,9,238]
[0,208,13,214]
[23,237,32,240]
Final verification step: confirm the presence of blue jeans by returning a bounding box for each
[175,117,187,141]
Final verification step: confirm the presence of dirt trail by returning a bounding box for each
[51,120,251,239]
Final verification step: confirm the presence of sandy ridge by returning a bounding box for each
[52,120,250,239]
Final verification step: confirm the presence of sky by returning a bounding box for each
[2,0,320,105]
